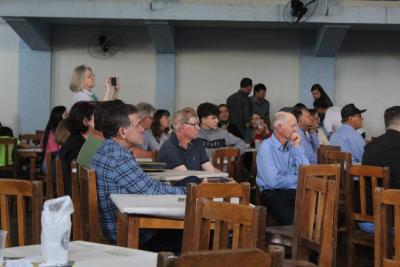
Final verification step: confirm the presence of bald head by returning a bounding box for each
[273,112,296,129]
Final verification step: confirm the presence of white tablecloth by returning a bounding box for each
[3,241,157,267]
[147,170,229,181]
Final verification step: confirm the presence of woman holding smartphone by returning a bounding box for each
[70,65,120,104]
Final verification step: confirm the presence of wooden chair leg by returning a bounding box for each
[347,240,355,267]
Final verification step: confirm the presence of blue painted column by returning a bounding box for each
[299,31,336,107]
[18,40,51,133]
[155,53,176,113]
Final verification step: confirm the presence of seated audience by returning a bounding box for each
[77,100,124,167]
[218,104,243,139]
[59,101,95,195]
[330,103,366,163]
[41,106,68,173]
[150,109,171,151]
[256,111,309,225]
[309,109,329,145]
[323,106,343,137]
[132,102,156,158]
[197,102,247,158]
[313,97,333,128]
[55,119,70,145]
[293,106,319,164]
[70,65,120,104]
[159,109,216,171]
[91,104,198,245]
[311,83,333,107]
[243,112,272,147]
[359,106,400,233]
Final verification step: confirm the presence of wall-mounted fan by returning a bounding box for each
[87,32,122,59]
[283,0,318,24]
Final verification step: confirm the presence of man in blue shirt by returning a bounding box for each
[256,111,309,225]
[91,104,199,245]
[293,106,319,164]
[330,103,366,163]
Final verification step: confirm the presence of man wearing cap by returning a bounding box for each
[329,103,366,163]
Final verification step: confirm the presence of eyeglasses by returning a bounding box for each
[184,122,200,129]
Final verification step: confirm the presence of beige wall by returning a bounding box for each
[0,22,19,133]
[336,31,400,138]
[175,28,300,115]
[52,25,156,109]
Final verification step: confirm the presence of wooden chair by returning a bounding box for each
[211,148,240,180]
[191,198,266,251]
[374,188,400,267]
[288,176,338,267]
[157,248,272,267]
[0,179,43,247]
[55,156,65,197]
[317,144,340,164]
[346,165,390,267]
[71,161,82,240]
[19,133,42,146]
[182,182,252,252]
[43,152,57,199]
[266,164,341,252]
[0,137,18,178]
[322,150,352,204]
[79,165,101,243]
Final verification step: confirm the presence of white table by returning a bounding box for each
[111,193,242,249]
[3,241,157,267]
[147,170,229,182]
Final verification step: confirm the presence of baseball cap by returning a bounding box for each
[341,103,366,120]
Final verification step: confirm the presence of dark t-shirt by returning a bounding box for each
[159,133,209,170]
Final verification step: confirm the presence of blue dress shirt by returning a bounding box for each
[329,124,365,163]
[297,127,319,164]
[256,134,310,191]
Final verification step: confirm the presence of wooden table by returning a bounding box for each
[17,147,42,180]
[147,169,229,182]
[3,240,157,267]
[112,194,185,249]
[112,194,242,249]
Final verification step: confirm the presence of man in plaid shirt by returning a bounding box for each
[91,104,196,244]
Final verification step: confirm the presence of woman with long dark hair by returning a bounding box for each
[150,109,171,150]
[41,106,68,173]
[311,83,333,107]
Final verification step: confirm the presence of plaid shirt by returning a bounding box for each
[91,139,186,242]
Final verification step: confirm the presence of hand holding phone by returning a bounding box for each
[110,77,117,86]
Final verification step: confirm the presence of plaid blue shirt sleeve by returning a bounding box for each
[114,154,186,195]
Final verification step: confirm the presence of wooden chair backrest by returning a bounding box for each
[157,248,272,267]
[346,165,390,225]
[0,138,18,178]
[182,182,252,252]
[55,156,65,197]
[292,165,340,267]
[43,152,57,199]
[317,144,340,164]
[71,161,82,240]
[323,150,352,202]
[192,199,266,251]
[79,165,101,243]
[374,188,400,267]
[19,133,42,146]
[211,148,240,179]
[0,179,43,247]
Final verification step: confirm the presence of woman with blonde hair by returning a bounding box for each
[70,65,120,104]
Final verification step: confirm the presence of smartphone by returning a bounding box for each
[110,77,117,86]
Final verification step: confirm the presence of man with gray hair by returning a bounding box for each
[133,102,157,157]
[256,111,309,225]
[159,109,216,171]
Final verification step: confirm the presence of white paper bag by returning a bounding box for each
[41,196,74,266]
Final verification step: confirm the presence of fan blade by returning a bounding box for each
[304,0,317,7]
